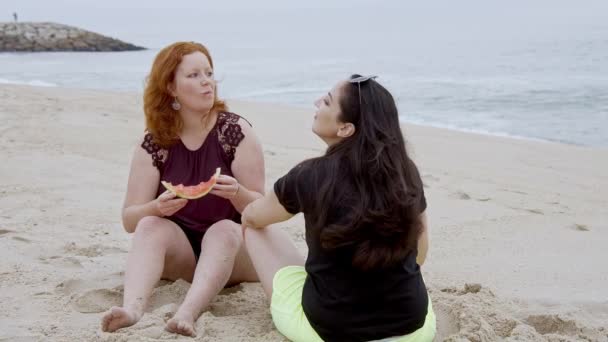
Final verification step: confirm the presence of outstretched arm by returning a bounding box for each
[241,191,294,229]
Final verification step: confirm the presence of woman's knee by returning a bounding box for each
[133,216,174,243]
[204,220,242,251]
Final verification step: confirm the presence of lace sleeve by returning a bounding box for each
[217,112,248,163]
[141,133,168,170]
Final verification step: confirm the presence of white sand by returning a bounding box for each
[0,84,607,341]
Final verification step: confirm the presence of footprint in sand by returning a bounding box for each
[71,288,122,313]
[55,272,123,296]
[60,275,189,318]
[55,278,88,295]
[82,279,190,317]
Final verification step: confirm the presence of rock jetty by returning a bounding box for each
[0,22,145,52]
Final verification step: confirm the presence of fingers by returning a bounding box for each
[210,179,239,199]
[209,190,232,199]
[214,175,236,185]
[162,204,187,216]
[158,190,176,202]
[165,198,188,207]
[209,187,238,197]
[212,184,237,191]
[158,198,188,216]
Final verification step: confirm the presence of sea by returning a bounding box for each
[1,0,607,146]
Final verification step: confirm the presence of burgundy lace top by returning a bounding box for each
[141,112,248,242]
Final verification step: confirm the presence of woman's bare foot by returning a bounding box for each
[165,310,197,337]
[100,306,141,332]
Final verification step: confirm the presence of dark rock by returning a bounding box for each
[0,22,145,52]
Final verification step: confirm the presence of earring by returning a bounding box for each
[171,97,181,111]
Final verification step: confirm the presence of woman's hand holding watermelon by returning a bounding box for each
[210,175,240,200]
[155,190,188,217]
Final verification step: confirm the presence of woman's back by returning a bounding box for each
[274,157,429,341]
[241,74,435,342]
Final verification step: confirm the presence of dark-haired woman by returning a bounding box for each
[241,75,436,342]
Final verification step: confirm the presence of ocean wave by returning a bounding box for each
[401,116,552,144]
[0,78,57,87]
[234,86,327,98]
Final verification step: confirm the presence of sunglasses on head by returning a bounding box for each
[348,75,378,114]
[348,75,378,84]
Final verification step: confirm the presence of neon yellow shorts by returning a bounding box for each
[270,265,437,342]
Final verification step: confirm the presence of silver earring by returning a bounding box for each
[171,97,181,111]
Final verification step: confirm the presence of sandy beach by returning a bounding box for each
[1,84,607,341]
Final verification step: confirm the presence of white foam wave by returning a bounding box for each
[0,78,58,87]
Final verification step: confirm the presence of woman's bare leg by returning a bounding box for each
[101,216,196,332]
[166,220,258,336]
[243,225,305,299]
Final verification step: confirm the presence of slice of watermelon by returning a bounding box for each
[161,167,221,200]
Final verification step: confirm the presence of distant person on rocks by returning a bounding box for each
[13,12,18,22]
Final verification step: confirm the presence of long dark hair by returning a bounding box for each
[303,75,425,271]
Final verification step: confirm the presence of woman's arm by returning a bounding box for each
[122,142,187,233]
[416,211,429,266]
[226,118,266,213]
[241,191,294,229]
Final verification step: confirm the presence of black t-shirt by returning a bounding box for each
[274,158,429,342]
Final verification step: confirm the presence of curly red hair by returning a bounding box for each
[143,42,228,148]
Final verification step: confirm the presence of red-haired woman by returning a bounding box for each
[101,42,264,337]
